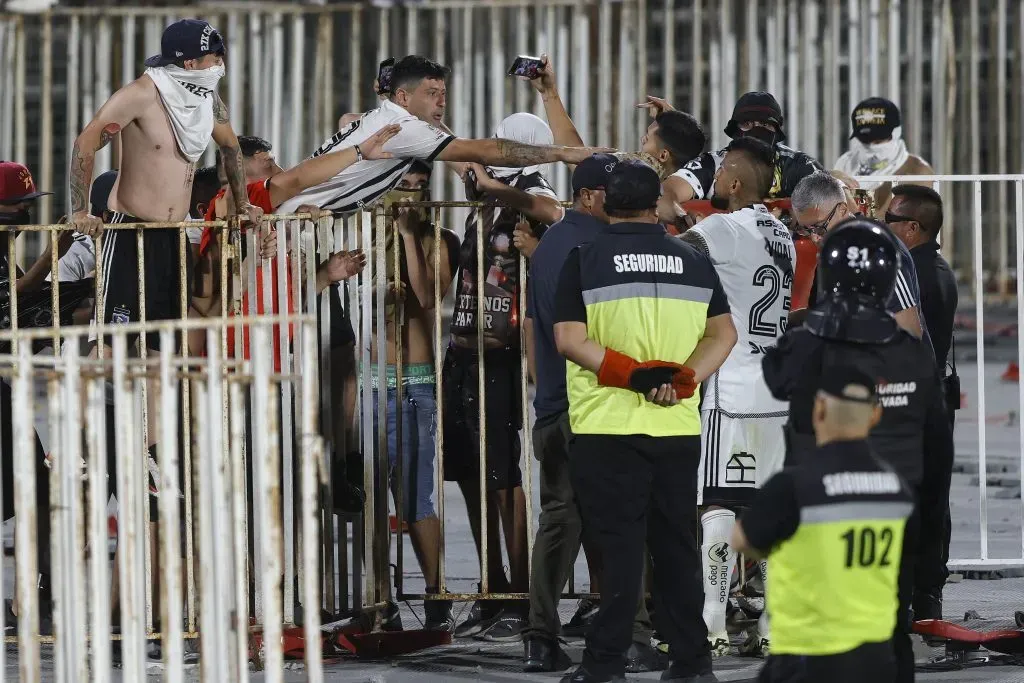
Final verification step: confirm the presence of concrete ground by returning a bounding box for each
[5,358,1024,681]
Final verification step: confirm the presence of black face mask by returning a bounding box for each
[710,195,731,211]
[0,209,30,225]
[740,126,777,147]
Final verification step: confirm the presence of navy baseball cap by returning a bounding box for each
[571,153,618,194]
[603,159,662,213]
[850,97,901,142]
[89,170,118,218]
[818,364,878,403]
[145,19,225,68]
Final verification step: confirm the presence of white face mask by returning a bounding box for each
[164,62,225,90]
[861,137,902,165]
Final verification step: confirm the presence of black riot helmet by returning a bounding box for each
[816,217,900,307]
[806,216,901,344]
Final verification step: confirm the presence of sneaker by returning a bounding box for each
[454,600,501,638]
[478,608,526,642]
[562,598,600,638]
[625,640,669,672]
[708,631,730,658]
[424,599,455,632]
[737,629,768,658]
[381,601,403,632]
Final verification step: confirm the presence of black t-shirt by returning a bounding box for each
[910,240,958,369]
[675,143,823,200]
[450,170,557,349]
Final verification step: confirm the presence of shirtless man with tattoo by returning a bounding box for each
[68,19,262,352]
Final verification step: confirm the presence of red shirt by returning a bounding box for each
[202,179,296,371]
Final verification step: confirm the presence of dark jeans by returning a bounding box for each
[570,433,709,678]
[759,640,896,683]
[524,411,652,643]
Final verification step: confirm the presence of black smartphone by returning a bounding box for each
[507,55,544,80]
[376,57,395,95]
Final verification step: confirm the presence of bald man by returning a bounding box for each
[678,135,796,657]
[731,365,912,682]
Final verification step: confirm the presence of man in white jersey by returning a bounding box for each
[278,55,607,216]
[680,137,795,659]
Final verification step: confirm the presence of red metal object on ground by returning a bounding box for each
[914,619,1024,654]
[334,629,452,658]
[1002,362,1020,382]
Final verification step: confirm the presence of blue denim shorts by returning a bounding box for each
[371,367,438,522]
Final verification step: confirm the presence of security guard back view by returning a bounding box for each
[761,217,947,683]
[731,364,913,683]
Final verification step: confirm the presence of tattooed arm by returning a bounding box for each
[211,93,264,225]
[68,79,152,236]
[437,137,612,167]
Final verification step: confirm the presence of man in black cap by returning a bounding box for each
[523,154,663,674]
[642,91,823,207]
[69,18,261,352]
[762,217,950,683]
[834,97,934,217]
[554,158,736,683]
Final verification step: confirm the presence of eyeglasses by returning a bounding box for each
[796,201,844,237]
[884,211,917,225]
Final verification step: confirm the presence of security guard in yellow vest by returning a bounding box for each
[553,159,738,683]
[731,365,913,683]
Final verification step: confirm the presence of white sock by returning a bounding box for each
[757,558,770,639]
[701,508,737,637]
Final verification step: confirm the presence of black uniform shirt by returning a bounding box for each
[910,240,958,369]
[762,325,944,486]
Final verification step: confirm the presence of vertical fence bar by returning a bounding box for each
[573,6,591,145]
[663,0,676,103]
[692,0,703,118]
[158,330,184,683]
[886,0,899,102]
[407,3,419,55]
[278,223,296,625]
[95,17,113,174]
[13,17,25,174]
[1003,178,1024,560]
[972,181,989,560]
[617,0,635,151]
[270,12,284,150]
[253,323,284,681]
[48,374,64,682]
[432,210,447,595]
[349,6,362,114]
[996,0,1008,295]
[86,372,111,683]
[635,0,647,154]
[40,15,53,225]
[908,0,922,151]
[802,1,818,157]
[847,0,860,119]
[289,14,306,168]
[0,20,14,158]
[113,333,145,681]
[227,12,244,136]
[301,324,324,683]
[360,211,376,607]
[489,6,502,134]
[229,380,251,683]
[597,0,612,148]
[1015,179,1024,559]
[475,210,489,594]
[249,13,263,135]
[824,0,840,166]
[13,344,39,683]
[374,211,389,602]
[968,0,980,178]
[743,0,757,91]
[62,342,88,682]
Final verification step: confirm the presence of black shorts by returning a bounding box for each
[99,211,193,350]
[441,346,522,490]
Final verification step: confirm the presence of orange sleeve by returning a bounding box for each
[792,237,818,311]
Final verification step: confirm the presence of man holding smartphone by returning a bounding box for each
[279,55,607,217]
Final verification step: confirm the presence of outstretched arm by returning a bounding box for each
[437,137,610,167]
[268,124,402,208]
[464,163,563,225]
[68,80,152,236]
[211,93,263,224]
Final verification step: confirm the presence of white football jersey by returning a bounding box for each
[688,205,795,417]
[277,99,455,216]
